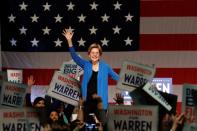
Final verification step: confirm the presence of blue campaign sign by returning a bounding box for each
[151,78,172,94]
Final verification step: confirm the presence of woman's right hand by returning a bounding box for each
[62,28,74,47]
[62,28,73,40]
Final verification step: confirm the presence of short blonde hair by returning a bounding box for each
[88,43,102,56]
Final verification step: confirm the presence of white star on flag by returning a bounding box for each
[54,14,63,23]
[19,26,27,35]
[8,14,16,23]
[101,14,110,22]
[31,38,39,47]
[113,1,122,10]
[42,26,51,35]
[54,38,62,47]
[90,2,98,10]
[10,38,17,46]
[43,2,51,11]
[67,26,75,33]
[67,2,75,11]
[112,25,121,34]
[101,37,109,46]
[89,26,98,35]
[125,13,134,22]
[124,37,133,46]
[31,14,39,23]
[78,38,86,46]
[78,14,86,22]
[19,1,28,11]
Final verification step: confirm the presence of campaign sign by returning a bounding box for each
[182,84,197,130]
[0,81,27,108]
[7,69,23,84]
[47,71,81,106]
[142,82,172,111]
[107,105,159,131]
[60,60,83,81]
[117,61,156,91]
[151,78,172,93]
[0,108,41,131]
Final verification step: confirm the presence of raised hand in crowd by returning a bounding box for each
[113,92,124,105]
[77,97,85,122]
[171,113,186,131]
[93,114,104,131]
[27,75,35,86]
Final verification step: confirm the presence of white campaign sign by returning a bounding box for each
[47,71,81,106]
[0,108,41,131]
[117,61,156,91]
[142,82,172,111]
[0,81,27,108]
[107,105,159,131]
[7,69,23,84]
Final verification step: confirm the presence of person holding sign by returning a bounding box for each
[62,29,119,120]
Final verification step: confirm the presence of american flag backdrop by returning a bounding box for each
[2,0,139,51]
[1,0,197,113]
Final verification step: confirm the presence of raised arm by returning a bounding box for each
[171,113,185,131]
[62,28,86,68]
[27,75,35,87]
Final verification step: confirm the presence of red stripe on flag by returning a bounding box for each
[140,34,197,51]
[23,69,56,85]
[141,0,197,16]
[155,68,197,84]
[176,102,182,114]
[5,68,196,85]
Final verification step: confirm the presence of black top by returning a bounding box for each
[87,70,98,100]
